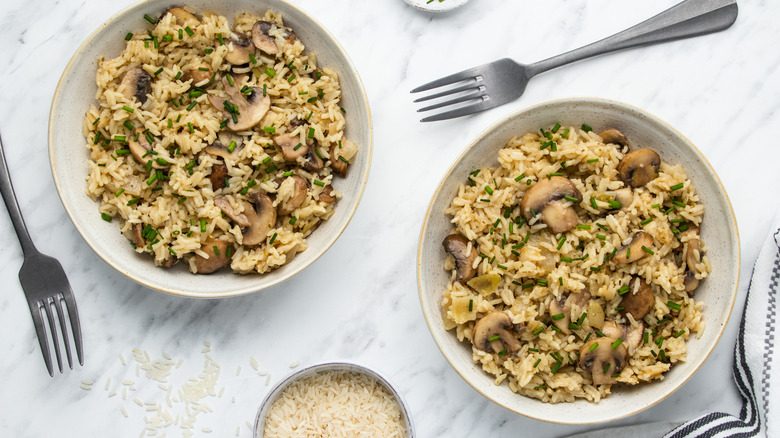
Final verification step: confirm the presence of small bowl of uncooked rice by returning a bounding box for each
[254,362,413,437]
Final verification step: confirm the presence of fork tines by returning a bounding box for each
[30,292,83,376]
[411,69,490,122]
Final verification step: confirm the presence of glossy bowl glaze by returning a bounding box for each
[253,361,415,437]
[417,97,739,424]
[49,0,372,298]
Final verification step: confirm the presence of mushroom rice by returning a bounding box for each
[83,7,357,274]
[441,125,711,402]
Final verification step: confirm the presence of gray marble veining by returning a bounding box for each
[1,0,778,436]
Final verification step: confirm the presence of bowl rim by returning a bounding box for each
[252,360,415,437]
[47,0,373,298]
[416,96,740,424]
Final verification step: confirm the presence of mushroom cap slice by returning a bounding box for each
[162,7,200,25]
[613,231,653,264]
[128,223,144,248]
[181,63,212,87]
[601,320,645,354]
[192,239,233,274]
[204,131,244,161]
[520,176,583,233]
[682,227,703,294]
[214,196,251,228]
[549,290,591,334]
[209,77,270,132]
[319,185,336,203]
[277,175,307,216]
[617,149,661,188]
[330,143,348,177]
[251,21,279,55]
[612,188,633,211]
[442,234,478,282]
[224,33,255,65]
[128,136,165,169]
[241,193,277,246]
[472,312,524,355]
[597,129,629,147]
[302,147,324,173]
[119,68,152,104]
[579,337,628,385]
[273,133,308,161]
[209,162,228,190]
[620,276,655,320]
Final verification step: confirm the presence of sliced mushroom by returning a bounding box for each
[617,149,661,188]
[241,193,277,246]
[162,7,200,25]
[277,175,307,215]
[319,185,336,203]
[330,143,348,177]
[579,337,628,385]
[161,256,178,268]
[302,147,324,173]
[601,320,645,354]
[128,136,165,169]
[214,196,251,228]
[273,133,308,161]
[620,276,655,320]
[204,131,244,160]
[209,162,228,190]
[472,312,524,355]
[549,290,591,334]
[251,21,278,55]
[612,188,633,211]
[597,129,629,147]
[442,234,478,282]
[224,33,255,65]
[613,231,653,264]
[119,68,152,104]
[192,239,233,274]
[520,176,583,233]
[208,77,270,131]
[129,223,144,248]
[180,63,212,87]
[683,227,703,295]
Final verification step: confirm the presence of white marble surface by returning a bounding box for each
[0,0,778,436]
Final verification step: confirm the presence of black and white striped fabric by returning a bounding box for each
[665,223,779,438]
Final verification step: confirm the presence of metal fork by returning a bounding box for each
[411,0,738,122]
[0,131,83,376]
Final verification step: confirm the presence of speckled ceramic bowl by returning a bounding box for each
[253,361,415,437]
[49,0,371,298]
[417,97,739,424]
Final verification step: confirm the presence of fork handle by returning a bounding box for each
[525,0,738,77]
[0,132,37,256]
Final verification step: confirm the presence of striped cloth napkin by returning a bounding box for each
[665,217,779,438]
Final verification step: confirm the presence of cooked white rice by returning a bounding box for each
[263,370,407,437]
[83,7,357,274]
[442,126,711,403]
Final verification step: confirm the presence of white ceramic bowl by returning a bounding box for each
[253,361,415,437]
[403,0,472,13]
[49,0,372,298]
[417,97,740,424]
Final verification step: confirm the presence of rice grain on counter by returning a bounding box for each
[441,125,711,403]
[84,6,358,275]
[263,370,407,437]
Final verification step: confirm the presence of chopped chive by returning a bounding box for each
[552,123,561,133]
[162,35,173,43]
[212,245,220,256]
[154,67,163,76]
[673,200,687,208]
[583,332,592,343]
[186,101,197,111]
[618,285,630,295]
[590,266,600,271]
[124,32,133,41]
[611,338,624,349]
[562,128,570,138]
[577,224,591,230]
[596,223,608,231]
[560,256,573,263]
[289,216,297,225]
[199,219,207,232]
[484,185,494,195]
[308,128,315,139]
[590,198,598,209]
[533,359,541,368]
[564,195,579,202]
[249,53,257,64]
[586,158,599,163]
[101,213,112,222]
[265,68,275,78]
[641,246,654,255]
[670,218,686,223]
[313,179,325,187]
[667,301,682,311]
[263,126,276,134]
[514,173,526,182]
[547,172,562,178]
[674,330,686,338]
[603,363,611,374]
[227,141,237,153]
[216,33,224,45]
[551,313,565,321]
[581,124,592,132]
[644,331,650,344]
[670,183,684,191]
[498,349,507,357]
[263,84,267,97]
[532,325,546,336]
[536,280,548,286]
[127,198,140,206]
[178,29,183,40]
[287,74,296,83]
[550,361,562,374]
[122,105,134,113]
[488,335,501,342]
[595,330,606,338]
[589,342,599,351]
[468,299,473,312]
[497,264,508,270]
[143,13,156,24]
[640,217,653,226]
[184,26,194,36]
